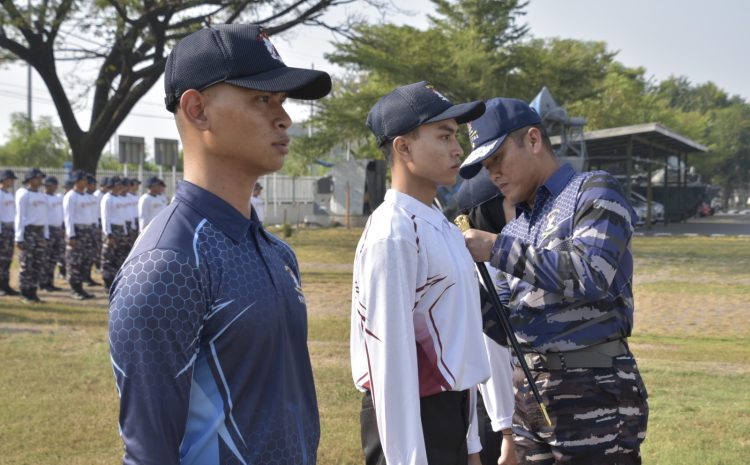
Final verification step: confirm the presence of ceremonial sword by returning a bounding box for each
[454,214,552,427]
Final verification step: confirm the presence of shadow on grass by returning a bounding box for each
[0,308,106,330]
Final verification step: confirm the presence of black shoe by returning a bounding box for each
[40,284,63,292]
[30,288,43,303]
[4,286,20,296]
[71,283,94,300]
[0,279,20,296]
[71,291,89,300]
[85,279,102,287]
[20,288,37,304]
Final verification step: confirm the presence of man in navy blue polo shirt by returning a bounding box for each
[460,98,648,465]
[108,23,331,465]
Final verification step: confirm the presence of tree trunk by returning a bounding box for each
[70,134,110,175]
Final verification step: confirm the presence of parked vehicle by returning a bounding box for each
[697,201,714,217]
[630,192,665,226]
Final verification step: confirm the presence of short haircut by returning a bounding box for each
[509,124,553,153]
[379,127,420,165]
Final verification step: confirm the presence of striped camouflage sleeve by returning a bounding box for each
[490,173,634,301]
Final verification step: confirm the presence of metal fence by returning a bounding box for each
[2,166,317,207]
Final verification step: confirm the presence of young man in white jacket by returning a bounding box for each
[351,81,489,465]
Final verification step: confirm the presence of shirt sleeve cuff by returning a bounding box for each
[491,416,513,432]
[490,234,515,272]
[467,434,483,455]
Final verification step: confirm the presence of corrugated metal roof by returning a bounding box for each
[551,122,708,160]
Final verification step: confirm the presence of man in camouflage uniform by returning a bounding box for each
[124,178,140,247]
[461,98,648,465]
[83,174,102,287]
[0,169,19,296]
[100,176,128,290]
[63,170,95,300]
[15,168,49,303]
[91,176,109,276]
[40,176,65,292]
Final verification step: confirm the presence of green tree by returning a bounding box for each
[656,77,734,113]
[286,0,530,167]
[695,103,750,203]
[0,113,70,166]
[651,77,750,193]
[0,0,368,173]
[513,38,617,104]
[291,0,638,169]
[565,64,667,130]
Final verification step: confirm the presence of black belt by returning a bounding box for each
[523,339,629,370]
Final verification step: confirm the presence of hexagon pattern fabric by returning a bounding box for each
[109,180,319,465]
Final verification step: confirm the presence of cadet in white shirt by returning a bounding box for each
[351,81,489,465]
[100,176,128,289]
[0,169,19,296]
[41,176,65,292]
[91,177,109,277]
[124,178,140,246]
[83,174,103,286]
[250,182,265,223]
[138,176,167,231]
[63,170,96,300]
[15,168,49,303]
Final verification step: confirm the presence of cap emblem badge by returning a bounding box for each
[258,31,284,63]
[425,84,450,103]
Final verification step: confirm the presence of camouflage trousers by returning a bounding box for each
[101,226,129,284]
[41,226,65,287]
[125,221,138,250]
[66,225,94,286]
[18,225,48,289]
[0,223,14,282]
[512,353,648,465]
[91,220,102,270]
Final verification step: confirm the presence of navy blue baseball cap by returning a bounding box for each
[366,81,486,147]
[107,176,123,187]
[64,179,74,189]
[23,168,46,182]
[69,170,87,182]
[43,176,59,185]
[101,177,110,187]
[1,169,17,181]
[146,176,164,188]
[455,167,502,212]
[459,98,542,179]
[87,174,97,185]
[164,23,332,112]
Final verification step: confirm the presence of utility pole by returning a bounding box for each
[26,0,32,129]
[308,62,314,138]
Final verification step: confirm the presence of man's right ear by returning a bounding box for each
[392,135,411,161]
[179,90,209,130]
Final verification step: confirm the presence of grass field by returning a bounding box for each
[0,230,749,464]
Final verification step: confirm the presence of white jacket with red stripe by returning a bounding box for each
[351,189,490,465]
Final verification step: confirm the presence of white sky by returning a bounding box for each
[0,0,746,157]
